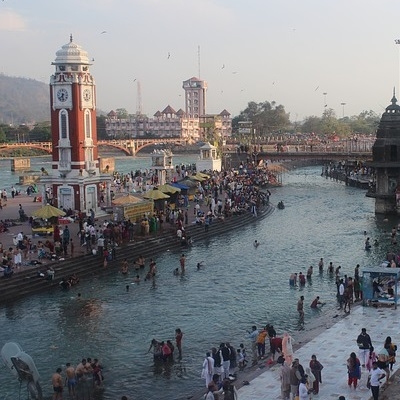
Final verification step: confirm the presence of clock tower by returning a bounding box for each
[42,35,111,213]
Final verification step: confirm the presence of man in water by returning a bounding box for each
[175,328,183,359]
[310,296,323,309]
[297,296,305,320]
[52,367,63,400]
[65,363,76,398]
[179,254,186,274]
[254,240,259,248]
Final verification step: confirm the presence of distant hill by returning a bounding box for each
[0,74,109,125]
[0,74,50,124]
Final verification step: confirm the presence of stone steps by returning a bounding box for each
[0,205,274,305]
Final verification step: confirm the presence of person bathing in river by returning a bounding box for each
[298,272,306,285]
[289,273,297,286]
[310,296,323,309]
[365,237,371,250]
[254,240,259,248]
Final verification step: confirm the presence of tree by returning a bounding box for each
[300,116,322,134]
[233,101,291,136]
[0,126,6,143]
[115,108,129,118]
[30,122,51,141]
[348,110,380,135]
[96,115,108,139]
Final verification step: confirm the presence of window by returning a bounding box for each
[59,110,68,139]
[85,110,92,138]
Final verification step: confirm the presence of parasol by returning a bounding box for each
[112,194,143,205]
[32,204,66,219]
[143,189,170,200]
[189,174,206,182]
[157,184,181,194]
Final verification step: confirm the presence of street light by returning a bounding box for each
[323,92,328,108]
[341,102,346,118]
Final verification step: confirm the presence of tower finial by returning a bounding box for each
[392,87,398,105]
[70,34,73,43]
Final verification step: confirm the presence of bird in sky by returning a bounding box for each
[221,64,225,69]
[101,31,107,34]
[240,89,244,92]
[167,52,171,59]
[314,86,319,91]
[133,78,137,82]
[272,81,275,85]
[91,58,95,62]
[232,71,238,74]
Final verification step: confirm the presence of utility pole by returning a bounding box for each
[341,102,346,118]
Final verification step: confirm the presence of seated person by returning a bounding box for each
[46,267,55,280]
[59,277,71,290]
[3,265,13,278]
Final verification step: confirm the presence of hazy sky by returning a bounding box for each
[1,0,400,121]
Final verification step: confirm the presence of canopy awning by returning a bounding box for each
[171,182,189,190]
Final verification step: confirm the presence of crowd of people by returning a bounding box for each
[51,357,104,400]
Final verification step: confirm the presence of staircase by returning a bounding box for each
[0,205,274,305]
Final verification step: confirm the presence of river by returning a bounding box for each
[0,158,397,400]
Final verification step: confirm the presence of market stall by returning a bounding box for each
[362,267,400,309]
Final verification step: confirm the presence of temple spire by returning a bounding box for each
[70,34,73,43]
[391,87,397,105]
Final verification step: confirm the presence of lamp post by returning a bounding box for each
[323,92,328,108]
[341,102,346,118]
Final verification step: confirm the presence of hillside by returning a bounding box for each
[0,74,50,124]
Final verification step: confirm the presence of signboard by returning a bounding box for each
[113,200,154,222]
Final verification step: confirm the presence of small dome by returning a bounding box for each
[53,35,90,65]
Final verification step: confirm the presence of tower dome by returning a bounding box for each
[52,35,90,65]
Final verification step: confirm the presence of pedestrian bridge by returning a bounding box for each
[0,138,188,156]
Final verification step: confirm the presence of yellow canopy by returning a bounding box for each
[32,204,66,219]
[112,194,143,205]
[189,174,206,182]
[196,172,210,179]
[143,189,170,200]
[157,184,181,194]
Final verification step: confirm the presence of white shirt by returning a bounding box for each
[298,382,308,400]
[369,367,384,386]
[339,283,345,295]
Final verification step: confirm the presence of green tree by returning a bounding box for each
[300,116,322,134]
[96,115,108,139]
[0,126,6,143]
[348,110,380,135]
[115,108,129,118]
[30,122,51,141]
[234,101,291,137]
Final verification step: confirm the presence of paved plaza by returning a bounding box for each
[237,305,400,400]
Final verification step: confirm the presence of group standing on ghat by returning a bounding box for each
[196,231,399,400]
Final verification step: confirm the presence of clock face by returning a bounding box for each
[57,88,68,102]
[83,89,91,102]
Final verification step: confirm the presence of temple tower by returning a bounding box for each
[370,90,400,214]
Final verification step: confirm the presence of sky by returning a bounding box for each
[1,0,400,122]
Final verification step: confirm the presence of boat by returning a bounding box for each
[277,201,285,209]
[1,342,43,400]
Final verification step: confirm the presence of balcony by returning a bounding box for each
[85,161,97,172]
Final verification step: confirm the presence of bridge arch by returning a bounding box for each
[97,142,131,156]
